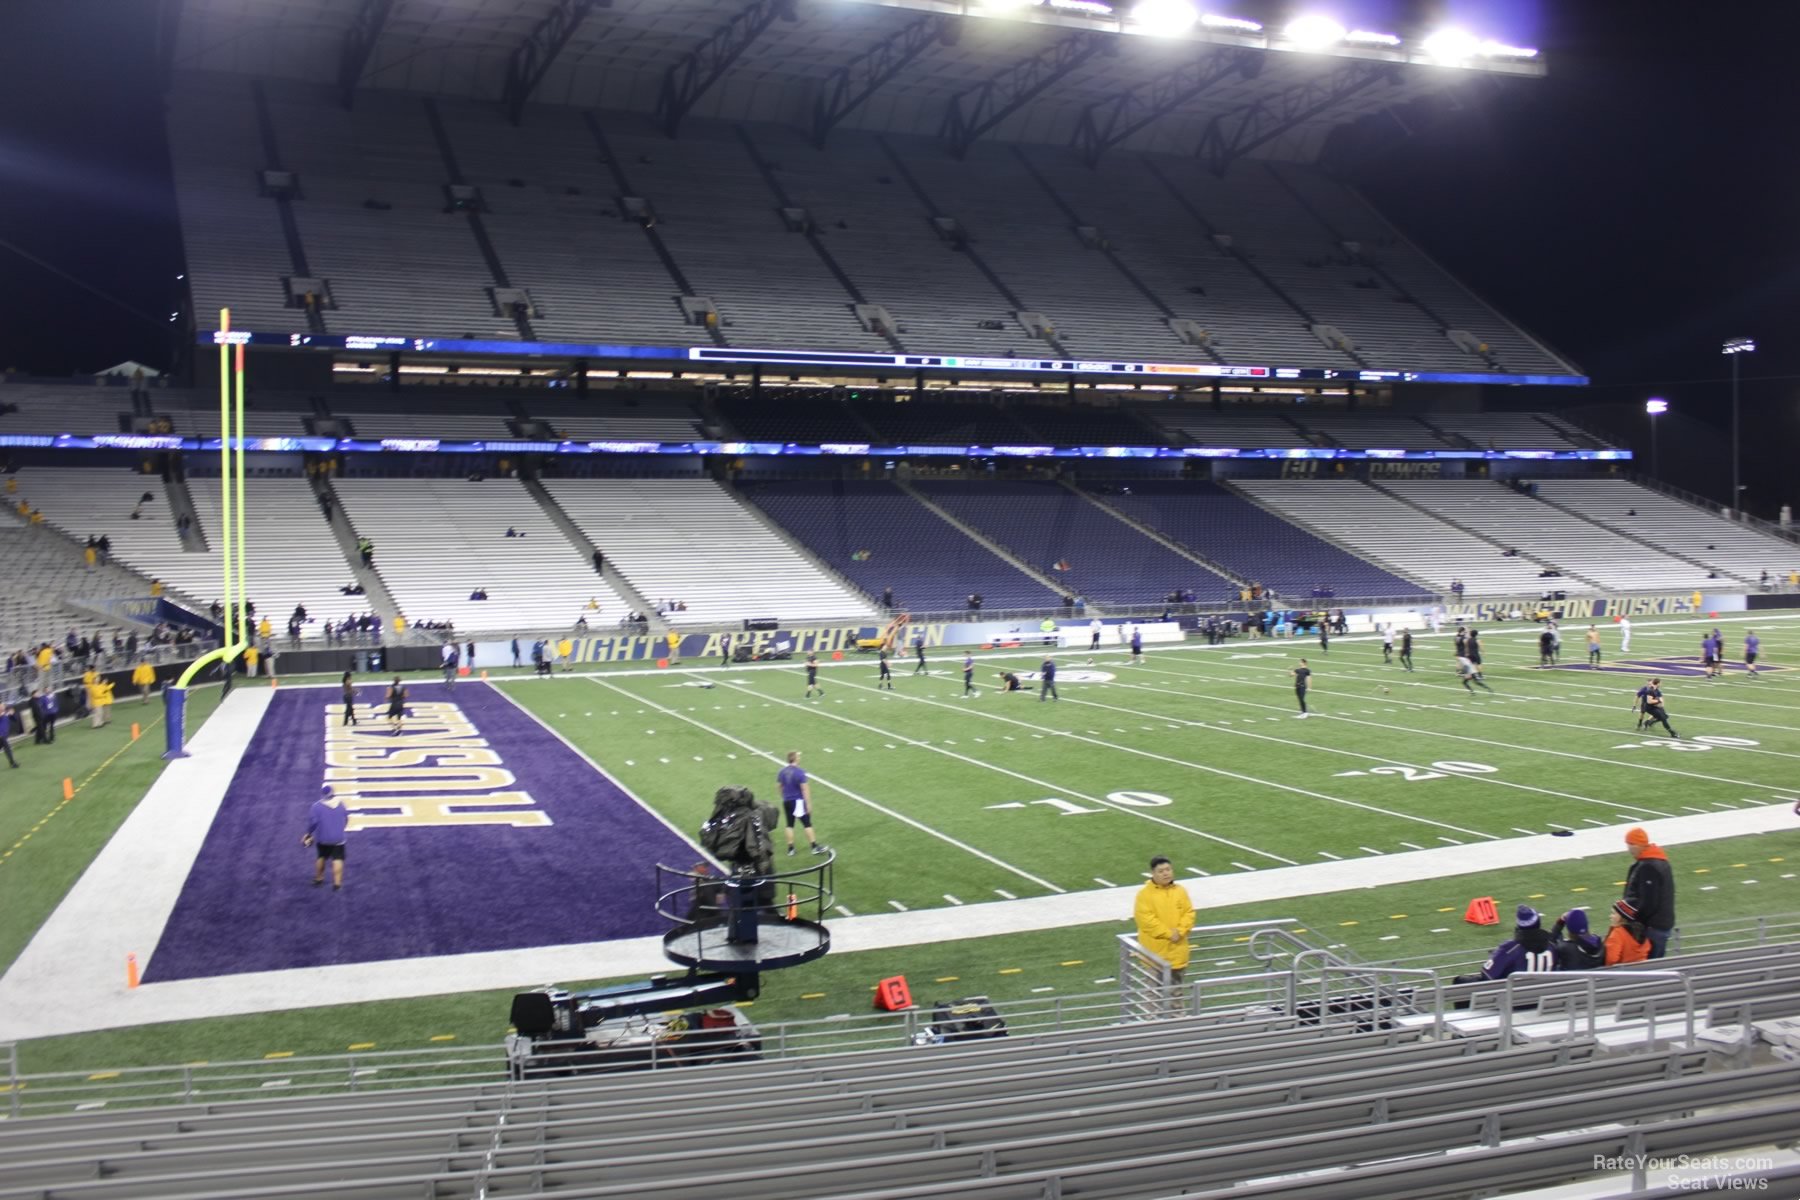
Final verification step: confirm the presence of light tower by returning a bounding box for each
[1644,397,1667,479]
[1722,337,1754,516]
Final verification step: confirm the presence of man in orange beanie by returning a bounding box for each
[1621,827,1675,959]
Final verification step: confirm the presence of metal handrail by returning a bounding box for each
[1497,968,1695,1049]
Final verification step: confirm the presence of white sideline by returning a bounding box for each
[0,746,1789,1040]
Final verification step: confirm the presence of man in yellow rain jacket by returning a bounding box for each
[1134,855,1196,988]
[86,673,114,728]
[132,660,156,703]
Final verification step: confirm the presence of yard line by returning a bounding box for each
[784,672,1501,856]
[1123,661,1788,797]
[486,682,717,865]
[1359,846,1386,856]
[1316,851,1342,861]
[584,677,1065,894]
[888,900,909,912]
[944,895,963,906]
[709,677,1299,865]
[1069,685,1655,824]
[1093,877,1118,888]
[994,889,1016,899]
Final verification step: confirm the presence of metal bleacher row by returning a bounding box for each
[5,934,1799,1199]
[164,72,1574,378]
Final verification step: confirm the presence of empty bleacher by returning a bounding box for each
[1533,478,1800,583]
[1430,411,1589,451]
[525,395,705,443]
[0,385,135,436]
[737,480,1057,613]
[5,939,1799,1200]
[157,389,315,439]
[1134,406,1311,449]
[324,393,513,440]
[331,477,623,633]
[1090,481,1429,600]
[912,480,1234,605]
[167,74,1579,379]
[1290,412,1450,450]
[541,478,877,625]
[1378,480,1721,592]
[0,517,158,655]
[1231,479,1582,595]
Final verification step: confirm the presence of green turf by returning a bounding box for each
[16,826,1797,1075]
[496,613,1800,916]
[5,614,1798,1077]
[0,686,228,974]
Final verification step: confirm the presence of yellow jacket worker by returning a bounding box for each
[132,661,156,702]
[1133,855,1196,973]
[665,631,680,660]
[556,638,573,664]
[245,645,261,676]
[258,617,272,640]
[87,677,115,728]
[36,645,53,672]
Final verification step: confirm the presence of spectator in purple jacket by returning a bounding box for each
[1455,904,1556,983]
[304,783,351,890]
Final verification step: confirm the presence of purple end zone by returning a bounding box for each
[144,683,701,982]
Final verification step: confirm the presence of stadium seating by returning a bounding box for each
[430,101,700,348]
[715,390,870,444]
[1377,480,1719,592]
[1270,164,1573,376]
[911,480,1235,605]
[1428,411,1593,450]
[323,393,513,440]
[0,518,158,657]
[736,480,1058,613]
[3,973,1795,1199]
[0,384,137,437]
[157,388,316,439]
[1532,478,1800,583]
[1287,413,1452,450]
[524,395,705,443]
[540,478,877,625]
[1088,481,1429,600]
[330,477,625,633]
[1133,406,1315,449]
[165,75,1579,379]
[1231,479,1578,595]
[15,468,380,637]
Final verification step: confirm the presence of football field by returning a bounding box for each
[499,614,1800,919]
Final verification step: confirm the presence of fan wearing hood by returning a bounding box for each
[1549,907,1605,971]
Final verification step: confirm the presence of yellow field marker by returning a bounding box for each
[1570,887,1588,893]
[1437,906,1456,913]
[934,976,960,983]
[347,1043,376,1051]
[1339,920,1359,927]
[1694,868,1711,874]
[800,992,827,1000]
[1390,914,1408,920]
[1059,960,1084,967]
[263,1051,294,1060]
[997,968,1023,975]
[86,1072,120,1081]
[428,1035,456,1042]
[1527,893,1546,899]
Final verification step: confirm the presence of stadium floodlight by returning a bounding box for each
[1200,12,1262,32]
[1644,398,1668,415]
[1283,15,1346,49]
[1421,28,1481,63]
[1481,41,1539,58]
[1131,0,1198,35]
[1345,29,1401,46]
[1723,338,1754,513]
[1722,337,1755,354]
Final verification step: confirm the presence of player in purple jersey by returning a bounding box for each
[1745,631,1761,676]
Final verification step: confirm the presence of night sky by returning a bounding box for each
[0,0,1793,512]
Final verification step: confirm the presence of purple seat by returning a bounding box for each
[912,479,1234,606]
[1095,480,1428,600]
[736,480,1056,612]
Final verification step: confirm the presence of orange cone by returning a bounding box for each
[831,651,843,661]
[130,723,141,741]
[1464,896,1499,926]
[656,658,669,668]
[62,778,74,801]
[126,953,140,989]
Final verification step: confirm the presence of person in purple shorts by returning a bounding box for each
[1701,632,1720,679]
[304,783,350,889]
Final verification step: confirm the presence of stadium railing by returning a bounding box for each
[7,913,1797,1118]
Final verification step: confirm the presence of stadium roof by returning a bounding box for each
[170,0,1545,162]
